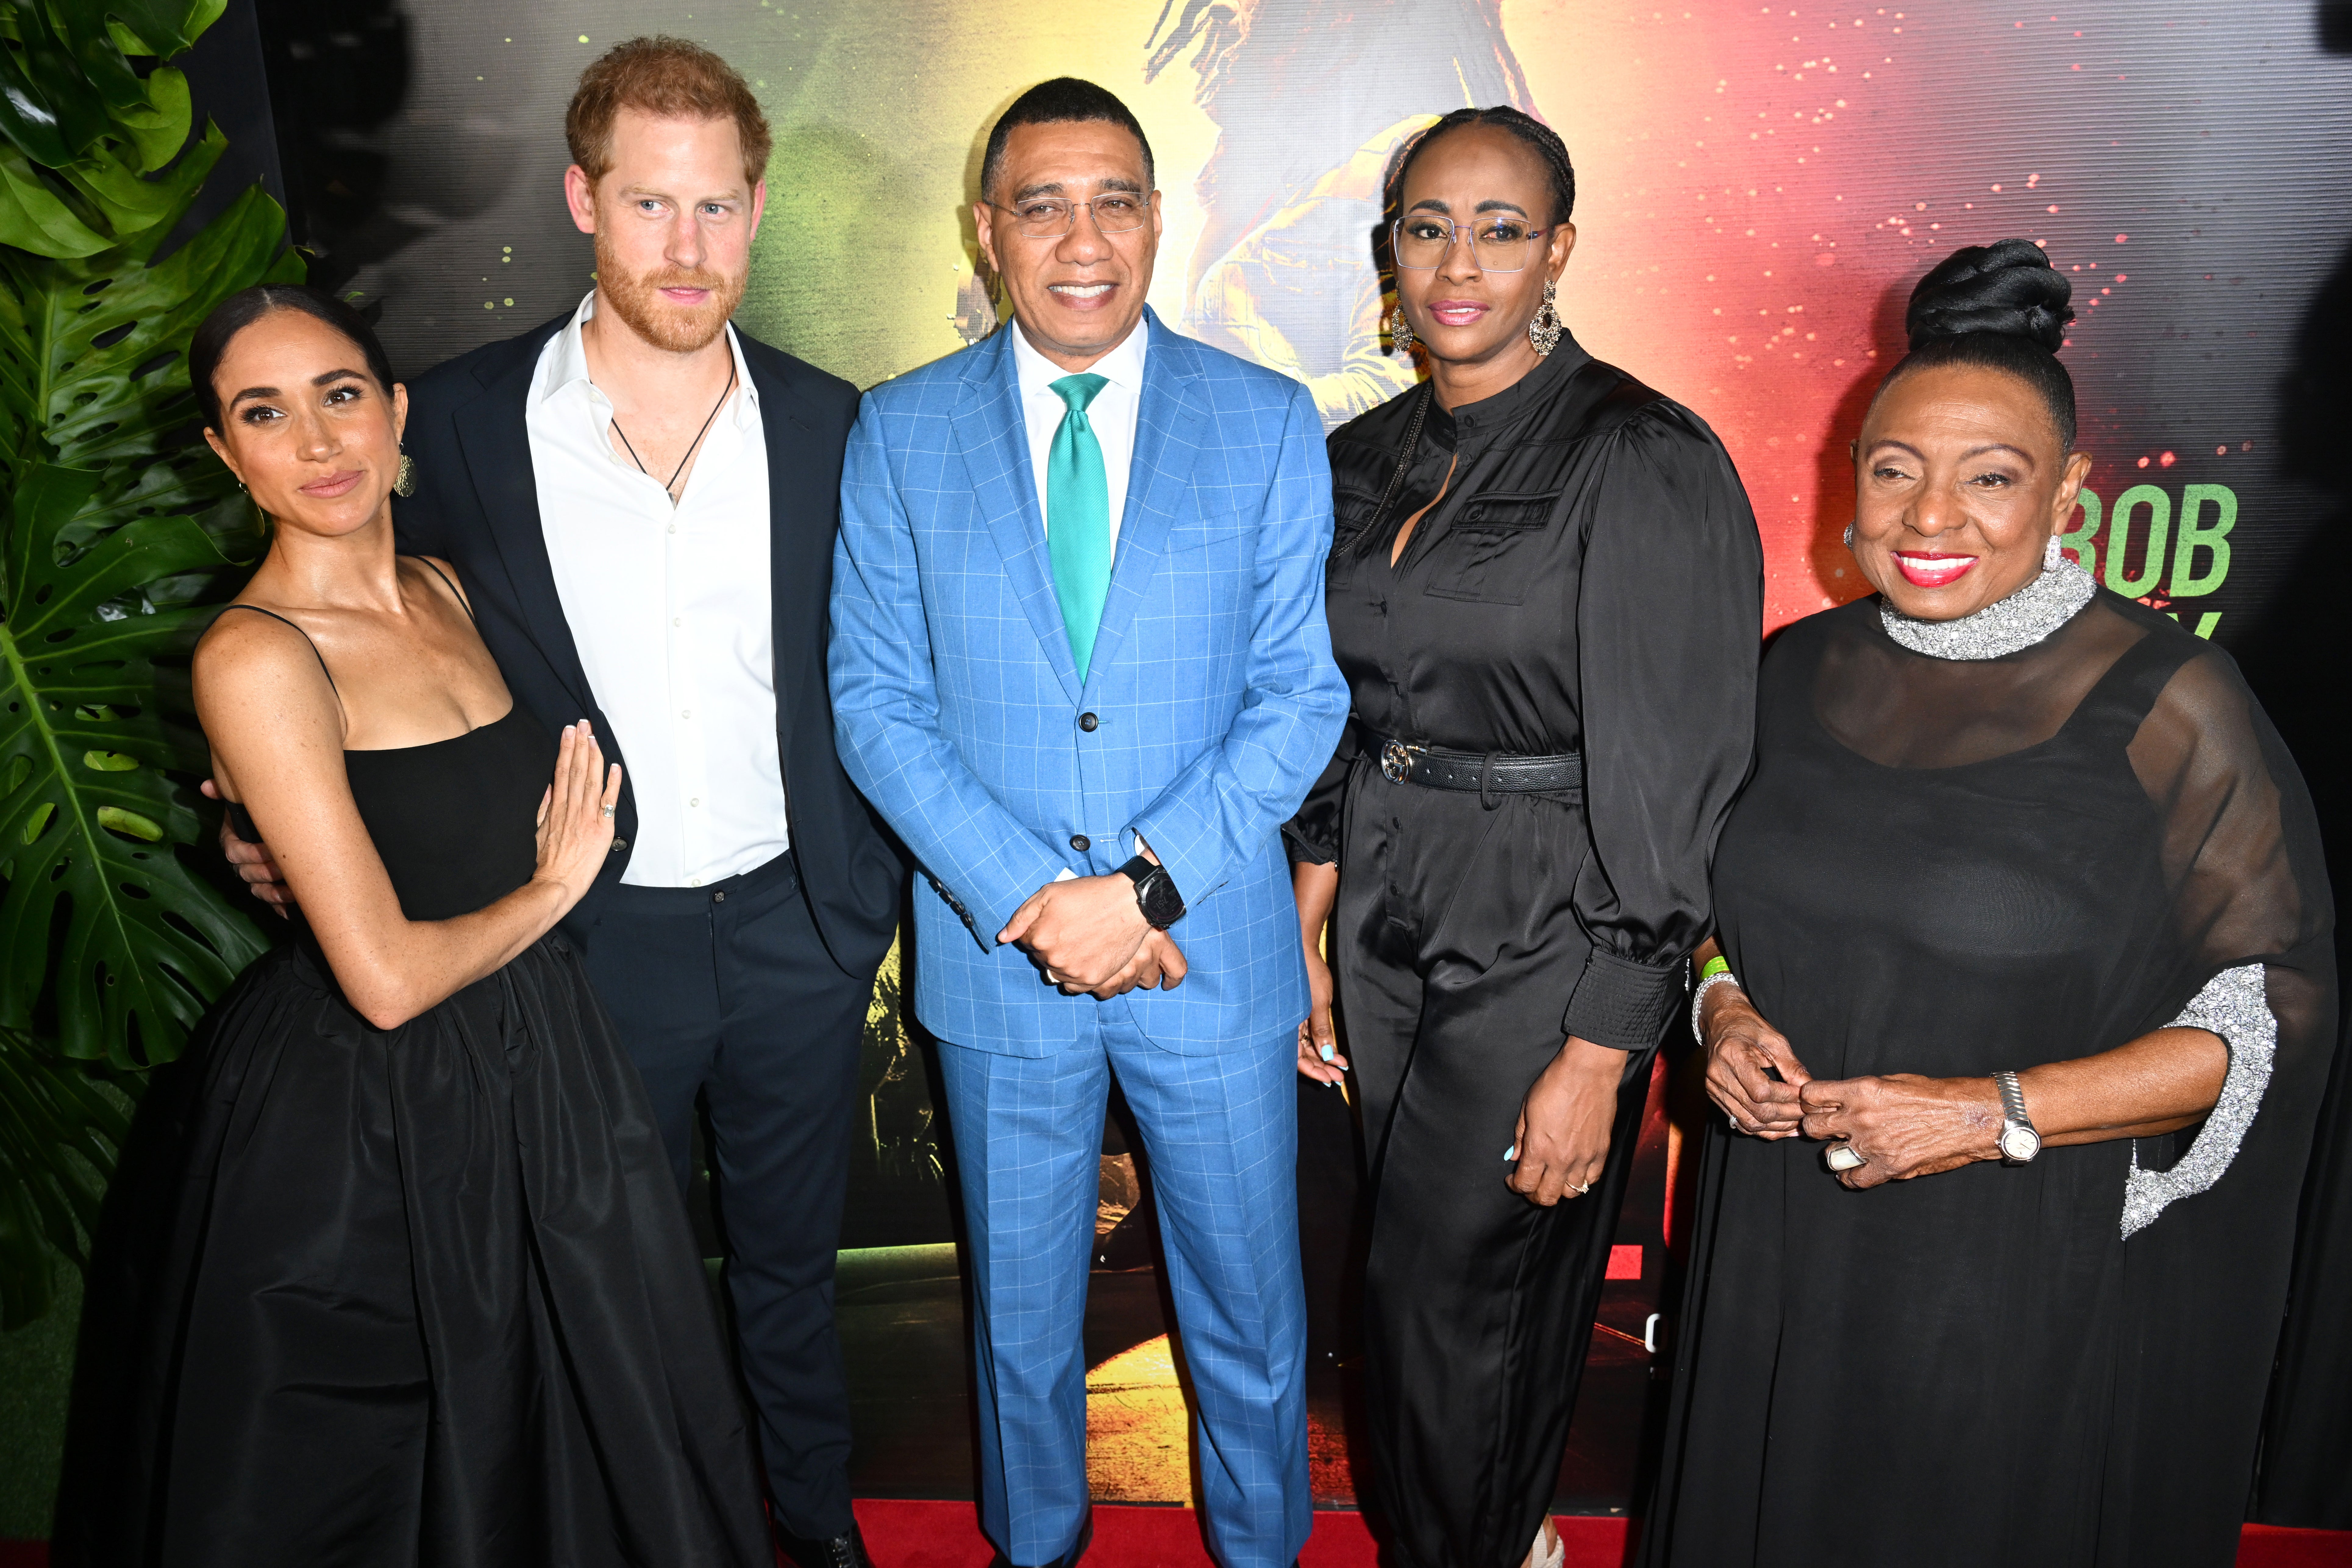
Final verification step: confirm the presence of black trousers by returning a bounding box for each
[1335,773,1657,1568]
[569,849,872,1541]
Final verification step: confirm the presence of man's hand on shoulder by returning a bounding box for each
[201,779,295,918]
[998,874,1153,993]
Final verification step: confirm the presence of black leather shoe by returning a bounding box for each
[986,1510,1093,1568]
[777,1520,875,1568]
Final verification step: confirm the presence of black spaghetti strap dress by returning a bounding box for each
[77,600,771,1568]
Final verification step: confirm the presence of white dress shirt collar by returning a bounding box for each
[1007,316,1150,544]
[1007,314,1149,408]
[534,290,762,450]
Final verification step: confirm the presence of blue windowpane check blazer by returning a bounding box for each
[830,308,1351,1057]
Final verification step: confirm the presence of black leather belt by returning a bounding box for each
[1369,732,1584,797]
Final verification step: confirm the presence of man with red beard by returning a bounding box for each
[222,36,903,1568]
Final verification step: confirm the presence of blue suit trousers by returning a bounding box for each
[938,1018,1311,1568]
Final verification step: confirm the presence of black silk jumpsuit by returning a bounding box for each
[1284,335,1762,1568]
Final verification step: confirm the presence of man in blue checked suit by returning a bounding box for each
[829,78,1347,1568]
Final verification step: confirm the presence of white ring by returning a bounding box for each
[600,804,615,818]
[1825,1144,1866,1173]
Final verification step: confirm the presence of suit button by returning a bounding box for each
[1071,834,1090,851]
[1079,712,1099,732]
[610,838,628,853]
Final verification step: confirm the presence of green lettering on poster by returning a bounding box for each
[2105,484,2172,597]
[2170,483,2237,597]
[2194,613,2222,639]
[2057,486,2102,576]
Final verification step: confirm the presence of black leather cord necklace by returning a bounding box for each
[610,356,738,502]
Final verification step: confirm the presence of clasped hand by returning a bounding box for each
[998,874,1186,999]
[1700,987,1999,1188]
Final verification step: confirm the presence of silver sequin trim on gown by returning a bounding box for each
[1871,559,2278,1238]
[1879,556,2097,660]
[2121,963,2275,1238]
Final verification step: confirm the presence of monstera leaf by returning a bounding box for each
[0,1023,124,1327]
[0,0,296,1318]
[0,462,269,1068]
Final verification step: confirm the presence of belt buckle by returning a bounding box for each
[1379,739,1420,784]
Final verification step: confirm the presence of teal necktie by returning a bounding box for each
[1046,372,1112,678]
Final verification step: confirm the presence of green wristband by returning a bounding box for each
[1698,954,1731,982]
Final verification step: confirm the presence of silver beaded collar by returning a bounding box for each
[1878,556,2097,661]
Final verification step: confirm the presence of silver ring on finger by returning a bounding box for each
[1570,1180,1591,1195]
[1824,1142,1866,1173]
[600,804,615,818]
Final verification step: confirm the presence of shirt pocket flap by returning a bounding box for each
[1453,492,1558,529]
[1424,491,1560,604]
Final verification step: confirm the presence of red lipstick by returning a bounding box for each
[1893,551,1978,588]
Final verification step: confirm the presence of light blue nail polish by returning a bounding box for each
[1504,1144,1518,1162]
[1319,1044,1335,1062]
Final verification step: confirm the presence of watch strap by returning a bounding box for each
[1994,1070,2040,1163]
[1994,1070,2030,1126]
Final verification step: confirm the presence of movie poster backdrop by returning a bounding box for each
[260,0,2352,1517]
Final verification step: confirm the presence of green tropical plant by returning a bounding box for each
[0,0,296,1329]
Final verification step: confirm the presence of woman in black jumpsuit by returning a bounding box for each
[1285,110,1762,1568]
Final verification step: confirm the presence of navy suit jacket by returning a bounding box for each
[395,313,903,978]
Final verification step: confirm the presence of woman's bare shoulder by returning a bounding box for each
[193,602,337,710]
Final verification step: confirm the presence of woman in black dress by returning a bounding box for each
[1285,109,1763,1568]
[82,287,770,1566]
[1641,241,2336,1567]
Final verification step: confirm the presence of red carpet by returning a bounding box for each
[846,1502,2352,1567]
[2,1514,2346,1566]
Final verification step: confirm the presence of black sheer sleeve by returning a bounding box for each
[1559,408,1764,1051]
[2121,650,2336,1231]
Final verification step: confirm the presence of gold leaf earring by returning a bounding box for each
[394,454,417,497]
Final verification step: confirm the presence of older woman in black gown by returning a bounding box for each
[71,286,768,1567]
[1287,109,1763,1568]
[1641,241,2336,1567]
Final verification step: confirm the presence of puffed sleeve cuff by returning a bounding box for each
[1281,819,1338,866]
[1561,949,1687,1052]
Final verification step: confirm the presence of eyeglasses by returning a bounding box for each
[991,192,1152,239]
[1392,215,1551,273]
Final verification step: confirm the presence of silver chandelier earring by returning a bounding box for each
[2044,533,2065,570]
[394,453,417,497]
[1388,305,1416,357]
[1528,279,1563,356]
[1843,520,1856,549]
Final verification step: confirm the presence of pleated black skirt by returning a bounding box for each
[84,936,770,1568]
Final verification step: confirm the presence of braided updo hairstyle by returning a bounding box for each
[1381,105,1576,232]
[1885,237,2079,448]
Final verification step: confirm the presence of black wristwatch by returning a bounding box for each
[1117,855,1185,930]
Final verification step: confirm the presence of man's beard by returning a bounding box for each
[594,236,747,353]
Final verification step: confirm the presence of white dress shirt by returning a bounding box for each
[526,292,789,888]
[1010,318,1149,545]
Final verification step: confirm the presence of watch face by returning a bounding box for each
[1138,870,1184,928]
[2000,1126,2041,1163]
